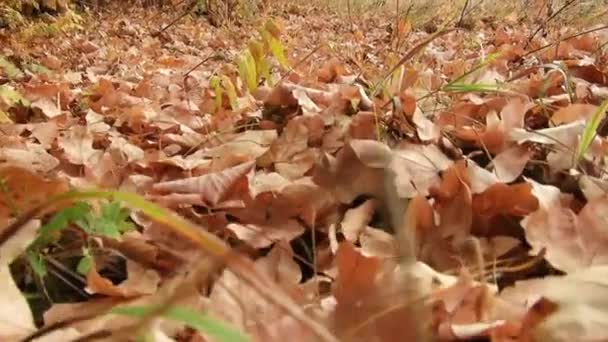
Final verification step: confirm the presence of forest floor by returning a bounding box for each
[2,1,608,341]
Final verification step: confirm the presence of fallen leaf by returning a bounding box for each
[58,126,103,165]
[341,199,377,242]
[0,220,40,339]
[492,145,531,182]
[522,179,608,272]
[226,219,305,248]
[152,161,255,207]
[86,260,160,297]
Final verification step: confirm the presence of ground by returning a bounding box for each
[1,1,608,341]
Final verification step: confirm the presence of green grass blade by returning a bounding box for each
[443,82,502,93]
[448,52,502,85]
[38,190,230,257]
[111,305,250,342]
[574,99,608,164]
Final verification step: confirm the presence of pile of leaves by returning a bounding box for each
[2,1,608,341]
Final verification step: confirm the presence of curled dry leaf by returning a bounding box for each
[203,130,278,160]
[152,161,255,207]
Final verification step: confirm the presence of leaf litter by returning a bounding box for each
[2,1,608,341]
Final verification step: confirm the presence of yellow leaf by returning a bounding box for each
[260,29,289,69]
[0,110,12,123]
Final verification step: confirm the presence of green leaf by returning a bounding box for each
[0,85,30,107]
[76,200,134,239]
[448,52,502,85]
[237,51,258,92]
[443,82,502,93]
[27,63,53,76]
[111,305,250,342]
[260,29,289,69]
[26,251,47,278]
[0,110,12,123]
[221,75,238,110]
[575,99,608,164]
[77,248,93,275]
[32,201,92,248]
[248,40,271,85]
[210,75,223,111]
[0,56,24,79]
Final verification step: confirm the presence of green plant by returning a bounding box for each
[25,200,134,278]
[0,57,24,79]
[211,19,289,113]
[574,99,608,165]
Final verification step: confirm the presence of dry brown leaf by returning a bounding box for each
[58,125,103,165]
[359,226,398,258]
[226,219,305,248]
[341,199,377,242]
[0,220,39,340]
[522,179,608,272]
[498,266,608,342]
[31,97,62,118]
[258,118,310,168]
[86,260,160,297]
[318,58,347,83]
[203,130,278,160]
[551,103,598,125]
[254,242,302,288]
[390,143,453,198]
[152,161,255,207]
[0,166,67,224]
[0,143,60,173]
[492,145,531,183]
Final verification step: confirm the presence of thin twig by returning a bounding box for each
[526,0,576,46]
[523,24,608,57]
[456,0,470,27]
[151,0,196,37]
[183,52,219,78]
[372,28,456,98]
